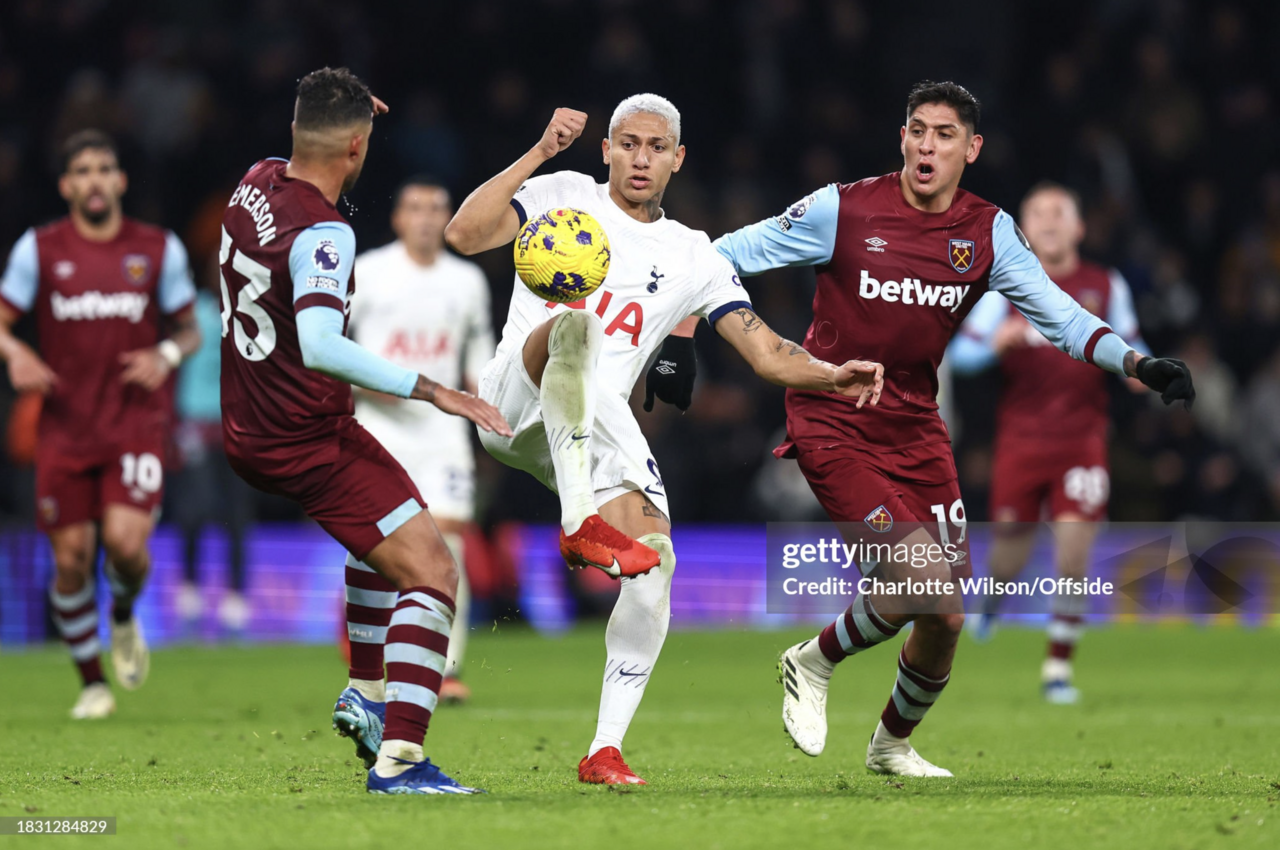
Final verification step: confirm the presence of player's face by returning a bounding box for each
[59,148,126,224]
[603,112,685,206]
[1019,189,1084,264]
[392,185,451,253]
[899,103,982,204]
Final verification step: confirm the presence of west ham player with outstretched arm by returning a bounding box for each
[0,130,200,719]
[219,68,510,795]
[948,181,1151,704]
[445,95,883,785]
[713,81,1194,777]
[349,175,496,706]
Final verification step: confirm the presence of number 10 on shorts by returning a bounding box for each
[121,452,162,494]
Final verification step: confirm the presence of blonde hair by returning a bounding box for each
[609,93,681,145]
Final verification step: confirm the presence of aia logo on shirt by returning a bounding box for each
[122,254,150,285]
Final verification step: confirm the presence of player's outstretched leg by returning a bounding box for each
[360,511,482,795]
[101,506,155,691]
[333,552,395,767]
[532,311,659,578]
[48,523,114,718]
[780,593,901,756]
[865,617,960,778]
[439,532,471,705]
[580,531,675,785]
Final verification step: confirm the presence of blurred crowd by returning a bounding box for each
[1,0,1278,528]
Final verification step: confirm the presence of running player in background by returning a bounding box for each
[445,96,883,785]
[713,81,1194,776]
[219,67,509,794]
[0,130,199,719]
[948,181,1151,704]
[350,175,495,706]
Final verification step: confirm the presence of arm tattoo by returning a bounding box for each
[731,308,762,334]
[1123,349,1139,378]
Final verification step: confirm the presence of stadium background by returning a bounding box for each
[1,0,1279,644]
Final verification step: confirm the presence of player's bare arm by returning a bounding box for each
[716,307,883,406]
[409,374,511,436]
[119,307,202,392]
[0,301,57,392]
[445,108,587,255]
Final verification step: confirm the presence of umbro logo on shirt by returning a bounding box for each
[865,237,888,253]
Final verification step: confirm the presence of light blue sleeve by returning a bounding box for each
[158,231,197,314]
[0,229,39,312]
[989,211,1128,376]
[1106,268,1150,356]
[290,222,417,397]
[289,221,356,309]
[713,184,840,275]
[296,306,418,398]
[946,291,1009,376]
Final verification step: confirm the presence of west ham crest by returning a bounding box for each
[864,505,894,533]
[122,254,150,285]
[948,239,974,274]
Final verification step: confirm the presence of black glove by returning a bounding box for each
[1136,356,1196,409]
[643,336,697,412]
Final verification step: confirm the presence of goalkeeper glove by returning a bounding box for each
[1135,356,1196,408]
[643,336,697,412]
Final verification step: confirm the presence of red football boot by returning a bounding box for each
[559,515,660,578]
[578,747,647,785]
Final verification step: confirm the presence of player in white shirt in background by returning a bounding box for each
[445,95,883,785]
[350,176,495,705]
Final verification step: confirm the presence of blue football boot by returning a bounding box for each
[332,686,385,768]
[367,758,484,795]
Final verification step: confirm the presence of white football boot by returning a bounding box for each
[779,640,830,756]
[865,721,953,777]
[70,682,116,720]
[111,617,150,691]
[1042,658,1080,704]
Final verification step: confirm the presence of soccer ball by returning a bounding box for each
[513,208,610,303]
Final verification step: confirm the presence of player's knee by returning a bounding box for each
[102,532,148,569]
[639,533,676,580]
[52,541,94,578]
[549,310,603,359]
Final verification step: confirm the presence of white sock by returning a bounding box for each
[870,720,911,754]
[442,532,469,678]
[373,739,423,776]
[348,677,385,702]
[796,637,835,678]
[540,311,602,535]
[1042,657,1073,683]
[588,534,674,757]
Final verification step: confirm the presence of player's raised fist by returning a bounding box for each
[832,360,884,408]
[537,109,588,160]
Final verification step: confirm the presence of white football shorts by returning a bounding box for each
[477,341,670,520]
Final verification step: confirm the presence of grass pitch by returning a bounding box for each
[1,624,1277,849]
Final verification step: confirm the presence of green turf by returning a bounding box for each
[1,624,1277,849]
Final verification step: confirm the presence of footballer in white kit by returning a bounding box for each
[349,176,495,704]
[446,95,884,786]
